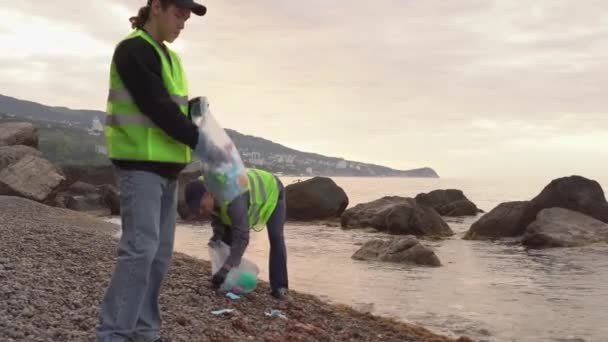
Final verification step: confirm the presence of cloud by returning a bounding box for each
[1,0,607,181]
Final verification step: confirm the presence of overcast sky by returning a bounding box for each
[1,0,607,182]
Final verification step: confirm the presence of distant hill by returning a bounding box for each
[0,94,438,178]
[0,94,104,127]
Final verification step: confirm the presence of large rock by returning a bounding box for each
[52,183,120,215]
[0,145,42,171]
[465,175,608,240]
[415,189,480,216]
[352,236,441,267]
[463,201,530,240]
[0,155,64,202]
[286,177,349,221]
[99,184,120,215]
[61,164,117,187]
[0,122,38,148]
[522,208,608,248]
[341,196,453,237]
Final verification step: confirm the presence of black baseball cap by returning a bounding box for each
[185,180,208,213]
[174,0,207,16]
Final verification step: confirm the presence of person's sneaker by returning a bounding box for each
[271,287,289,300]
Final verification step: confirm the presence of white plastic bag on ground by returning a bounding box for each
[189,96,248,204]
[208,240,260,294]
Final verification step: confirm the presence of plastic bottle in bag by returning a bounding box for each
[189,96,248,203]
[208,240,259,294]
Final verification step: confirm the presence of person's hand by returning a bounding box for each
[207,234,223,247]
[211,266,230,289]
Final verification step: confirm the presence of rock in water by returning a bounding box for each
[341,196,453,237]
[352,236,441,266]
[523,208,608,248]
[465,175,608,240]
[415,189,480,216]
[286,177,349,221]
[464,201,530,240]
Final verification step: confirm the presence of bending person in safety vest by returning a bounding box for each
[185,168,289,300]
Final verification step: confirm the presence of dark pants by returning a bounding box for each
[221,179,288,291]
[266,181,288,291]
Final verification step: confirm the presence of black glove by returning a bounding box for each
[211,267,229,289]
[188,96,205,121]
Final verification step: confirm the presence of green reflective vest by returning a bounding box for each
[104,29,192,163]
[211,169,280,231]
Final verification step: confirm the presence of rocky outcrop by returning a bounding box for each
[286,177,349,221]
[341,196,453,237]
[352,236,441,267]
[52,182,121,216]
[0,122,38,148]
[0,155,64,202]
[415,189,480,216]
[0,145,42,171]
[0,122,121,215]
[465,176,608,240]
[522,208,608,248]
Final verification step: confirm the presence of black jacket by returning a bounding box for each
[110,32,199,179]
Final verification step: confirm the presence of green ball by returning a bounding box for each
[238,272,257,292]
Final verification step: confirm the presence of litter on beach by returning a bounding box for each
[225,292,241,300]
[211,308,235,315]
[264,309,287,320]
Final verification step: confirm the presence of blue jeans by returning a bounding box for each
[96,169,178,342]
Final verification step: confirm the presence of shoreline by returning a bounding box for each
[0,195,471,341]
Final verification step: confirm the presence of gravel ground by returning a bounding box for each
[0,196,472,342]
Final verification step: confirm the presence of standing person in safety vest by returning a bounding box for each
[97,1,221,341]
[184,168,289,300]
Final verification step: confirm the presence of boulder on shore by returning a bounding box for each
[465,175,608,240]
[0,145,42,171]
[0,122,38,148]
[0,154,64,202]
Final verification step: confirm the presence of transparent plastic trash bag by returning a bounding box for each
[208,240,260,294]
[189,96,248,203]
